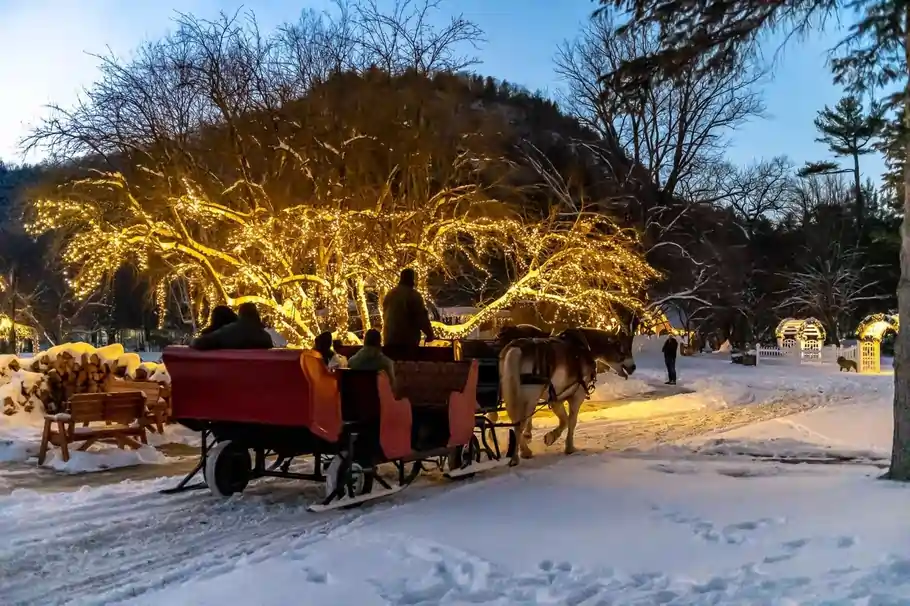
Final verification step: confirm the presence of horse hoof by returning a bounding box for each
[520,447,534,459]
[543,431,557,446]
[564,446,577,455]
[509,457,521,467]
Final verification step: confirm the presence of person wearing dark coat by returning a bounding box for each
[199,305,238,336]
[381,268,435,354]
[662,335,679,385]
[348,329,396,389]
[190,302,273,350]
[313,331,335,365]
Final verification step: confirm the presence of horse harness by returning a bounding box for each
[516,333,598,405]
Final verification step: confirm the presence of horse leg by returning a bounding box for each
[518,418,534,460]
[543,401,568,446]
[510,418,530,465]
[564,390,586,455]
[523,417,533,440]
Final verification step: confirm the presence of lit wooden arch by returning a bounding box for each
[0,315,36,340]
[774,317,826,346]
[852,313,898,373]
[856,313,899,342]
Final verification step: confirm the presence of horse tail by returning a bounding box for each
[500,345,525,422]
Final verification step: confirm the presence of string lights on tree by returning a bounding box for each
[26,169,658,345]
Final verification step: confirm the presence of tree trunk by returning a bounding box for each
[887,20,910,480]
[853,151,863,237]
[8,268,16,354]
[354,277,371,333]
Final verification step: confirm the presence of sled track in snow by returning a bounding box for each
[570,391,838,452]
[0,479,375,606]
[0,394,835,605]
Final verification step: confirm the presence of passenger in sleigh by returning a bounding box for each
[313,331,348,369]
[348,329,395,389]
[190,302,273,350]
[199,305,238,336]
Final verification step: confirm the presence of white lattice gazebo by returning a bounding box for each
[774,318,826,353]
[854,313,899,373]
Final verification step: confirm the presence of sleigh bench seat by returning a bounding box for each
[38,392,149,464]
[334,360,478,457]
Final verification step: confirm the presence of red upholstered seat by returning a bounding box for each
[163,347,342,442]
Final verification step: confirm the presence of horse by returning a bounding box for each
[499,327,635,464]
[496,324,552,345]
[487,324,552,440]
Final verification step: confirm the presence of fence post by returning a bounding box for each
[754,343,759,366]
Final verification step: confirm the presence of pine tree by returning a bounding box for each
[810,95,884,233]
[598,0,910,480]
[877,105,907,212]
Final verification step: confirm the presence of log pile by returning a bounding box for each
[0,355,48,415]
[0,343,171,416]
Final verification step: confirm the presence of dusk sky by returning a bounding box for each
[0,0,883,181]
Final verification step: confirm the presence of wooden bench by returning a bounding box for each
[108,380,167,433]
[37,392,149,464]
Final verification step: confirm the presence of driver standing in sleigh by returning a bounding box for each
[381,268,435,357]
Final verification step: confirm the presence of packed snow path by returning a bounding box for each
[0,396,862,605]
[1,454,904,605]
[0,478,372,605]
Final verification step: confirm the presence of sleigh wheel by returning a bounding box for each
[204,440,252,497]
[325,456,374,502]
[448,435,481,480]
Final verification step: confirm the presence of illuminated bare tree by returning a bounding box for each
[24,3,657,344]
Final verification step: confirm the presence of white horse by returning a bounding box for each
[499,328,636,464]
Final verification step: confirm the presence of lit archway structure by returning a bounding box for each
[0,315,37,353]
[854,313,899,373]
[775,317,826,350]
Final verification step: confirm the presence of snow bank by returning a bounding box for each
[0,413,43,462]
[590,372,653,401]
[42,444,168,473]
[0,344,177,467]
[653,354,895,460]
[680,394,893,462]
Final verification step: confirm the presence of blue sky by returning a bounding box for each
[0,0,884,181]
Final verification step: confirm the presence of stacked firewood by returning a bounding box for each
[1,343,171,415]
[0,355,48,415]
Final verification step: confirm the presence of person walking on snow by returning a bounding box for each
[662,335,678,385]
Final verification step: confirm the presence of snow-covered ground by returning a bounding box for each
[0,408,195,473]
[0,352,903,605]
